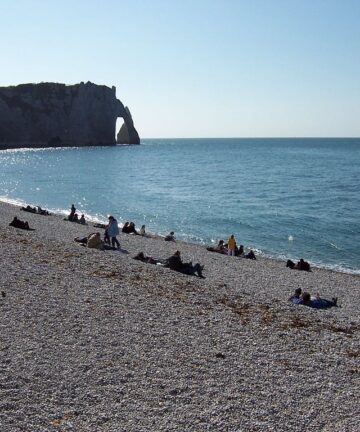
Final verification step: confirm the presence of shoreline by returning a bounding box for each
[1,196,359,277]
[1,199,359,430]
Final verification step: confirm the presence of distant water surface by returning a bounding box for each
[0,138,359,274]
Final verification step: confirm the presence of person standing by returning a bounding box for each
[108,215,120,248]
[227,234,237,256]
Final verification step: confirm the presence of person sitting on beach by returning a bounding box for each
[165,231,176,242]
[87,232,104,250]
[288,288,303,304]
[295,259,311,271]
[245,250,256,260]
[207,239,226,254]
[9,216,32,230]
[79,214,86,225]
[286,258,311,271]
[227,234,237,256]
[128,222,138,235]
[73,213,79,223]
[289,290,338,309]
[108,215,120,248]
[236,244,244,257]
[140,225,146,236]
[122,222,130,233]
[164,250,204,278]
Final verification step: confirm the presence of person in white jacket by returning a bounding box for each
[107,215,120,248]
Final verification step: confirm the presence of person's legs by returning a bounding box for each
[193,263,205,278]
[111,236,120,248]
[180,264,195,275]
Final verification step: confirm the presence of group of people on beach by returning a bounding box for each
[21,205,50,216]
[75,214,121,250]
[286,258,311,272]
[7,202,340,308]
[207,235,256,260]
[122,221,146,236]
[67,204,86,225]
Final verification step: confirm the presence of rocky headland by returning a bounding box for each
[0,82,140,149]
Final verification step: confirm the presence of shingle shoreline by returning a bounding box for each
[0,201,359,431]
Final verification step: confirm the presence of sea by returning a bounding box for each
[0,138,359,275]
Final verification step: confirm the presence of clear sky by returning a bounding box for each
[1,0,359,138]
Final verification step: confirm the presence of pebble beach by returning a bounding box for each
[0,200,359,431]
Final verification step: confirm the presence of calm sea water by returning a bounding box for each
[0,138,359,274]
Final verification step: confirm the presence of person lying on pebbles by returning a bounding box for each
[9,216,34,230]
[134,250,205,278]
[289,288,338,309]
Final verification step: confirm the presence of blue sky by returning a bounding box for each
[1,0,359,138]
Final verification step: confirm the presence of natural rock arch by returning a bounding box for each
[0,82,140,149]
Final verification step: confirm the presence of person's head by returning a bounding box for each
[174,250,181,256]
[141,225,145,229]
[294,288,302,297]
[170,231,174,235]
[239,244,244,251]
[231,234,234,239]
[134,252,145,260]
[108,216,114,221]
[130,222,135,227]
[219,240,224,244]
[299,258,304,263]
[301,292,311,303]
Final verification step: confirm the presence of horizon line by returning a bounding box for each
[140,136,360,140]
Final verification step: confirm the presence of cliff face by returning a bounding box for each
[0,82,140,149]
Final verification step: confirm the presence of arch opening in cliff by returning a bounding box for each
[115,118,124,141]
[0,82,140,149]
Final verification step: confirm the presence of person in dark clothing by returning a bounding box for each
[122,222,130,233]
[288,288,302,304]
[165,231,176,241]
[21,205,37,213]
[128,222,138,234]
[207,239,226,254]
[164,250,204,278]
[286,259,296,269]
[295,259,311,271]
[286,258,311,271]
[68,204,76,221]
[133,252,159,265]
[236,244,244,257]
[9,217,32,230]
[245,250,256,260]
[104,227,111,245]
